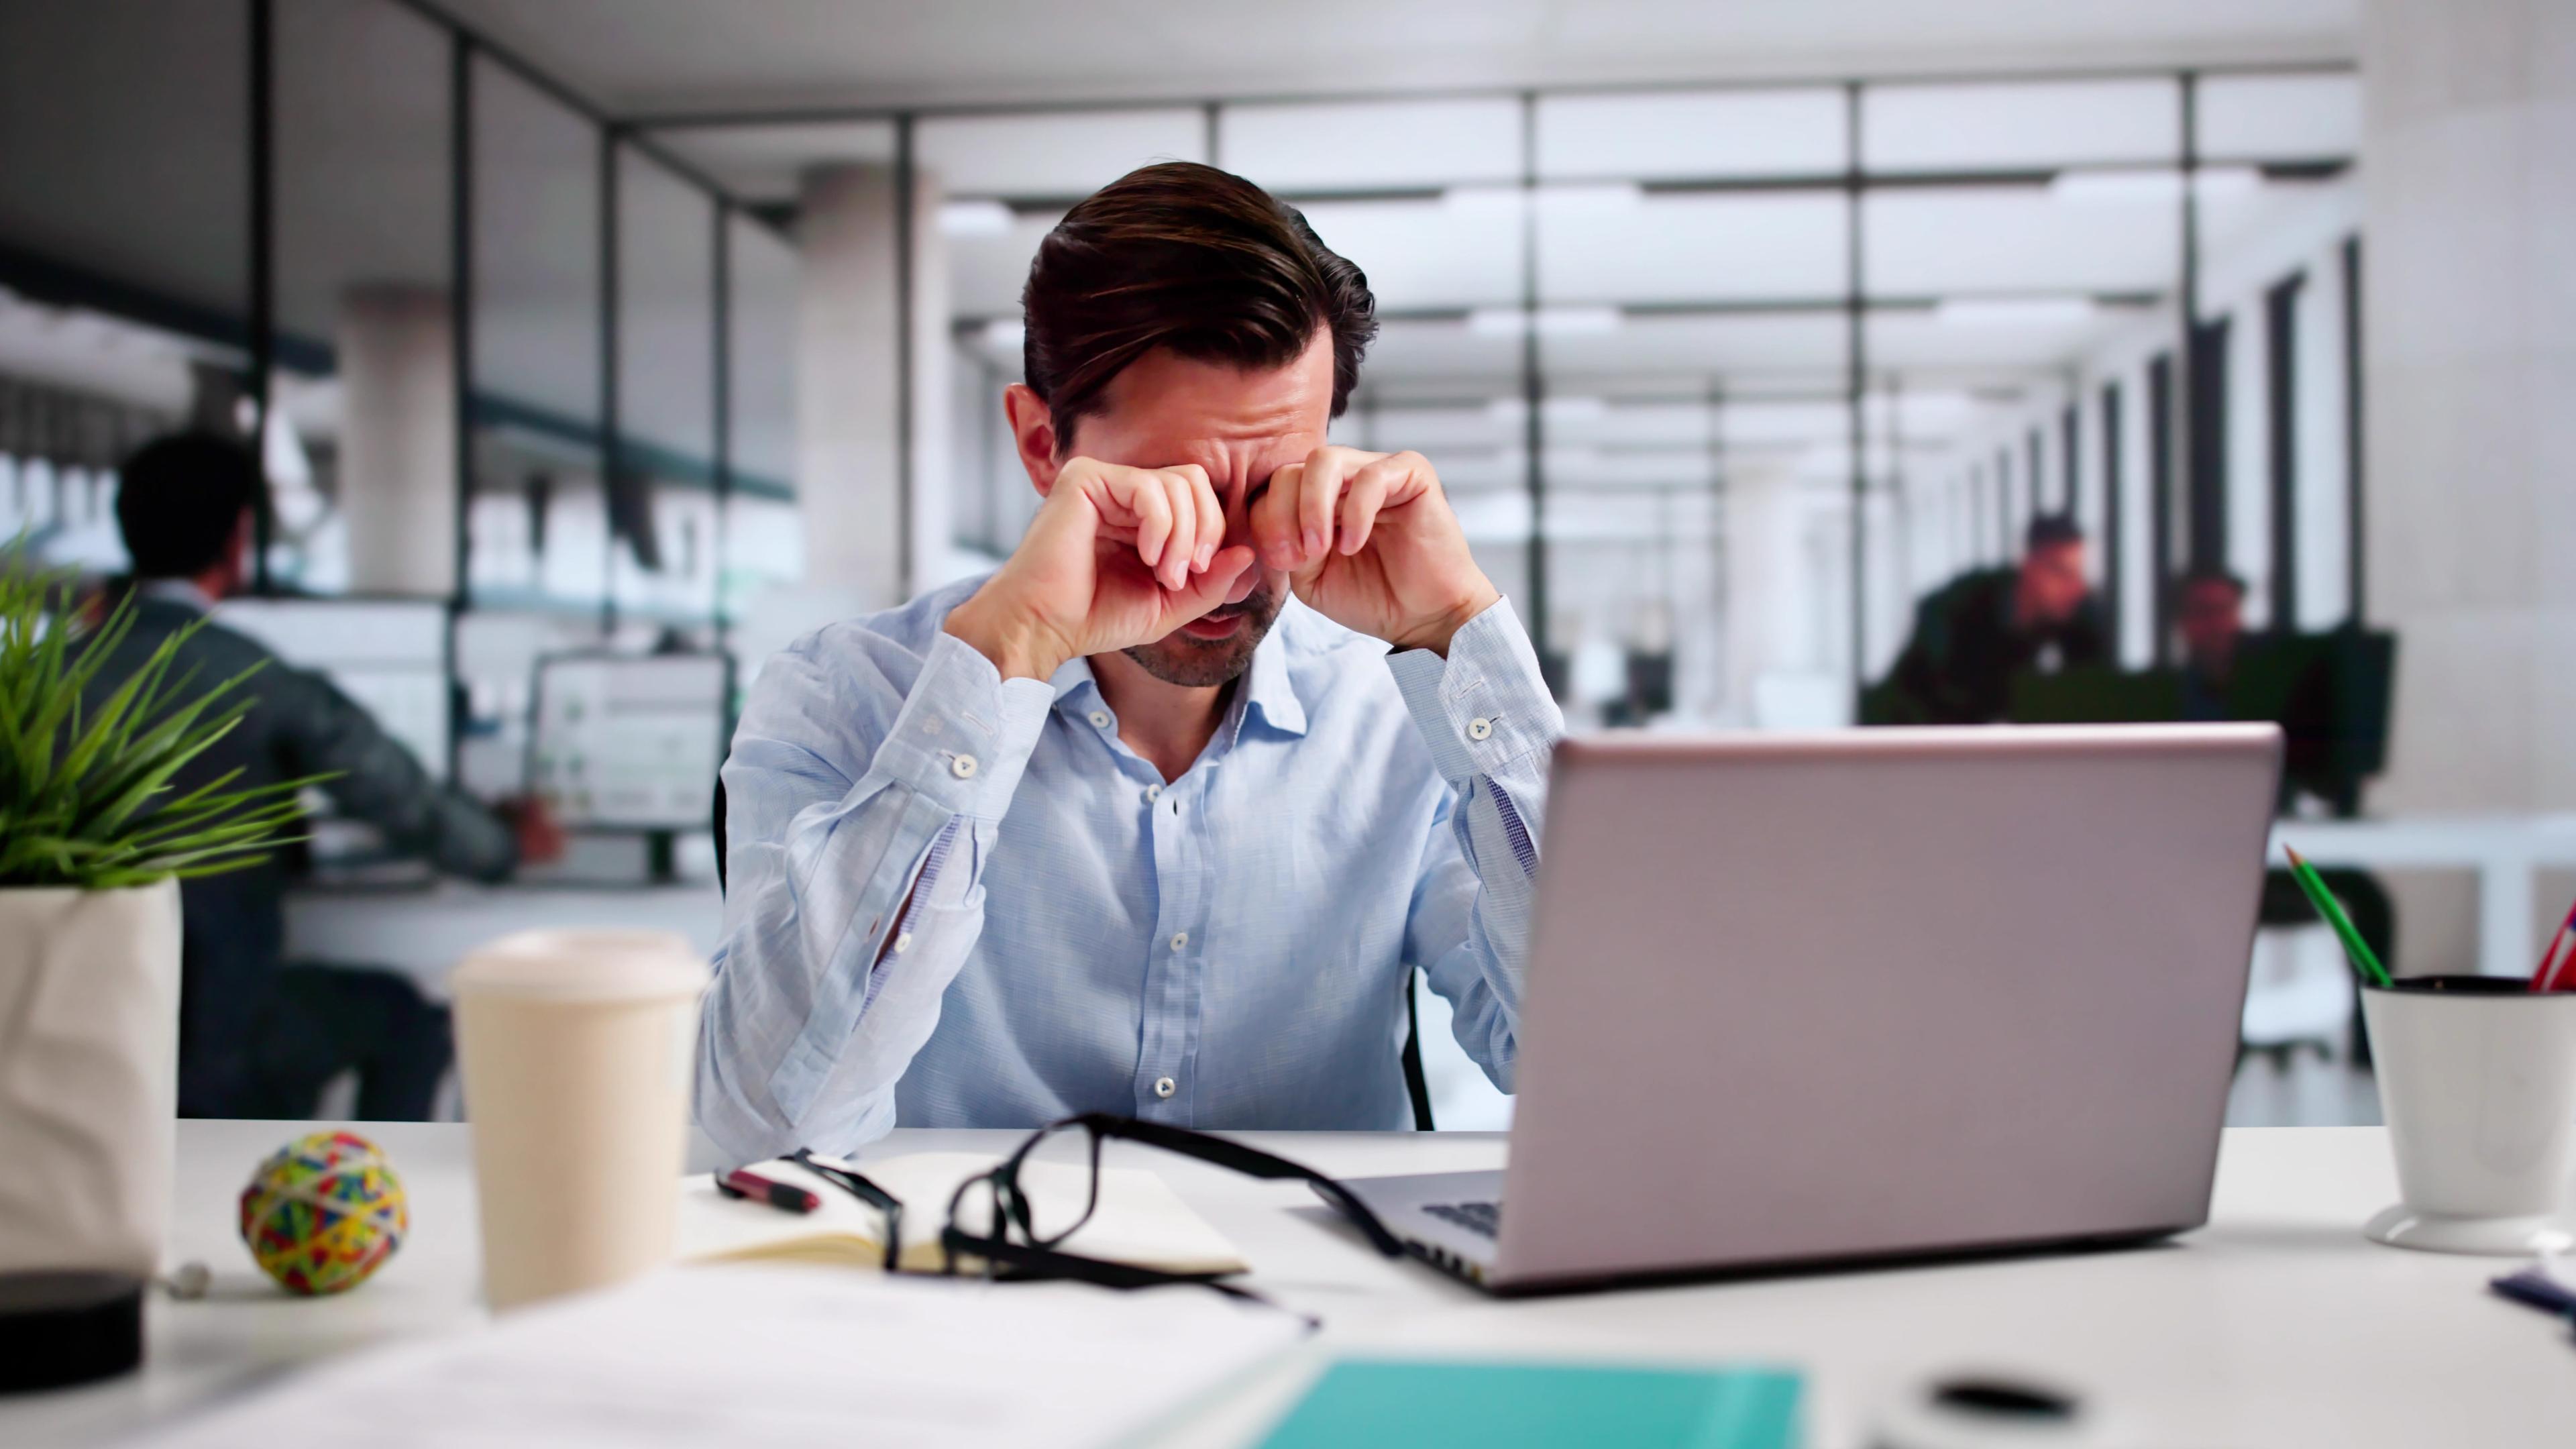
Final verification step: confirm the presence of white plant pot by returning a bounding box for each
[0,878,181,1390]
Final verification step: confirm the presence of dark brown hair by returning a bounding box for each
[1020,162,1377,449]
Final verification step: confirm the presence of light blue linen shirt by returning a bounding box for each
[697,575,1563,1160]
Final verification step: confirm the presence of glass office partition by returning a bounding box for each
[722,210,799,625]
[0,0,250,575]
[273,0,452,597]
[2192,73,2363,634]
[612,144,718,629]
[467,53,602,616]
[0,0,252,339]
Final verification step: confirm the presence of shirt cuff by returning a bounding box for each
[1386,596,1564,785]
[869,631,1055,819]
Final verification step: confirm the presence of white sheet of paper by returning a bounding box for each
[140,1265,1305,1449]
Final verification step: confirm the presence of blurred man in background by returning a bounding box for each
[2169,563,2396,1023]
[88,433,563,1118]
[2176,566,2252,720]
[1864,514,2107,725]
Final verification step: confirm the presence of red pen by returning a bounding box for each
[718,1167,820,1214]
[2531,898,2576,993]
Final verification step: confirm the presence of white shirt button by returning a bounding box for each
[920,717,941,735]
[1143,782,1162,804]
[1170,931,1189,951]
[949,753,979,779]
[892,932,914,955]
[1466,717,1494,741]
[1088,710,1110,729]
[1153,1076,1177,1099]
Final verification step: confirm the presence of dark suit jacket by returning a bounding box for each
[80,590,517,1115]
[1864,566,2109,726]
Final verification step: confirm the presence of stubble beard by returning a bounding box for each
[1120,584,1285,688]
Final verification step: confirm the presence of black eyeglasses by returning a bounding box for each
[788,1147,906,1273]
[932,1113,1405,1317]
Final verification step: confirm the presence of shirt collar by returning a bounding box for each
[1042,629,1309,739]
[137,578,217,612]
[1240,628,1307,737]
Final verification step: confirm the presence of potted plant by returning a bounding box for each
[0,555,307,1391]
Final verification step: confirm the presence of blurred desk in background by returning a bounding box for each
[283,881,724,996]
[2271,814,2576,978]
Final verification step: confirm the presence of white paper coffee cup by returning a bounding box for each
[452,928,707,1311]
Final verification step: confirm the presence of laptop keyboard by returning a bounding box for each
[1424,1200,1502,1238]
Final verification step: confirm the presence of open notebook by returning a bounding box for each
[676,1151,1249,1276]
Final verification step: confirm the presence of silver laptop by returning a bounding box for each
[1332,724,2283,1294]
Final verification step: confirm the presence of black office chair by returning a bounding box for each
[711,780,1434,1130]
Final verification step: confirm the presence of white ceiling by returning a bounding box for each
[427,0,2356,117]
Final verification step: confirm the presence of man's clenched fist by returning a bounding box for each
[944,458,1256,682]
[1252,447,1499,656]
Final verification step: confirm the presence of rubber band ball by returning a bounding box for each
[238,1130,408,1295]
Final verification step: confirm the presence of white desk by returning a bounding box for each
[5,1122,2569,1447]
[2272,814,2576,979]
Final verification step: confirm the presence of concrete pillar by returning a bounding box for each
[336,285,455,596]
[2363,0,2576,811]
[2361,0,2576,965]
[1725,468,1836,724]
[794,161,947,612]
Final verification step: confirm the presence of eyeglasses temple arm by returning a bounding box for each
[1056,1113,1409,1258]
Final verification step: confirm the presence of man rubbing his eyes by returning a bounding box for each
[700,162,1562,1159]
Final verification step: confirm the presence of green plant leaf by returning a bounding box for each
[0,546,323,890]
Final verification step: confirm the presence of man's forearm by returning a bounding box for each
[1389,597,1564,1093]
[696,633,1053,1159]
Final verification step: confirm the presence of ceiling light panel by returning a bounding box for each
[1299,198,1520,311]
[945,209,1062,317]
[1537,88,1846,181]
[1218,98,1521,191]
[1541,313,1847,384]
[1863,78,2178,172]
[2196,74,2361,161]
[1864,188,2178,296]
[1539,191,1845,303]
[917,109,1205,197]
[1362,317,1525,386]
[647,121,899,205]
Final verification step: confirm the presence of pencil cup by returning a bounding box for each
[2361,977,2576,1256]
[451,930,708,1309]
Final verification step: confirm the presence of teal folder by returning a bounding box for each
[1253,1358,1803,1449]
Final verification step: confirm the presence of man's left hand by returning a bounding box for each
[1252,447,1500,656]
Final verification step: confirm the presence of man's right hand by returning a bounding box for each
[943,458,1255,681]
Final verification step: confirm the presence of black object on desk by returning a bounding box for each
[2491,1263,2576,1328]
[0,1271,144,1393]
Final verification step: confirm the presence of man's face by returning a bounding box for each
[2018,540,2090,627]
[1055,335,1335,687]
[2178,580,2246,665]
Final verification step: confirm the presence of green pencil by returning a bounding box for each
[2284,847,2392,987]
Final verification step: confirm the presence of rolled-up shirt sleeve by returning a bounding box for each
[1384,597,1562,1093]
[697,626,1052,1161]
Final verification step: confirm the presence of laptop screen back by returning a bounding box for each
[1493,724,2281,1290]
